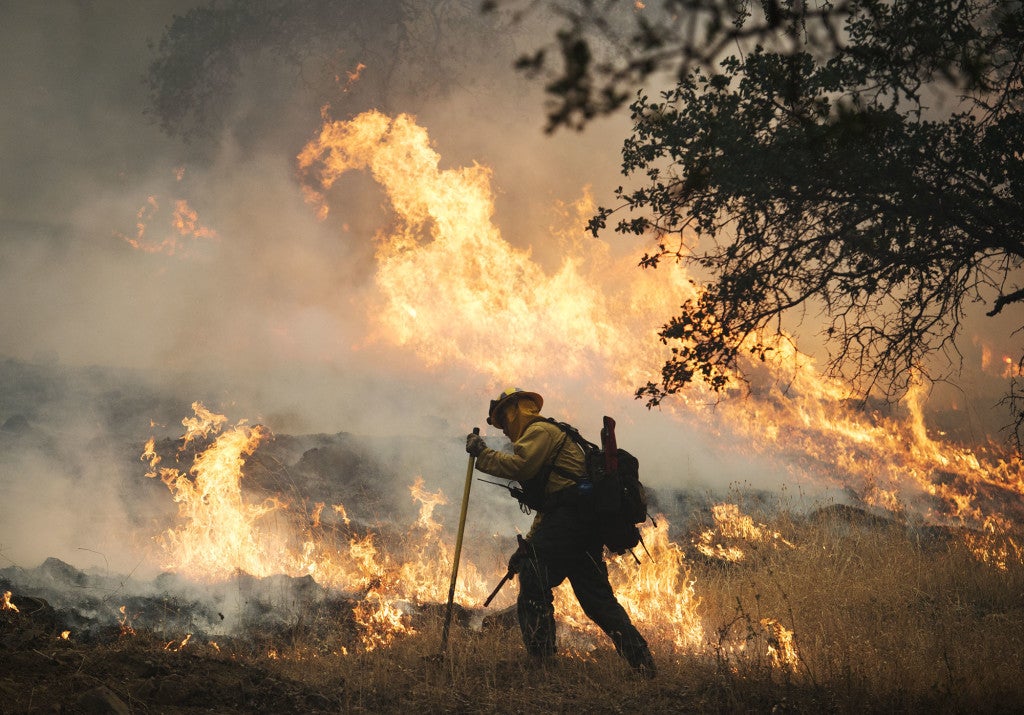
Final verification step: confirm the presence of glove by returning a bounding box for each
[466,432,487,457]
[507,535,530,574]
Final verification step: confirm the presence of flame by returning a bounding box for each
[144,405,491,648]
[332,503,351,526]
[118,170,218,255]
[141,405,819,666]
[293,108,1024,570]
[703,339,1024,567]
[695,504,796,563]
[296,109,698,390]
[130,106,1024,657]
[543,519,704,652]
[153,405,278,580]
[119,605,137,637]
[607,519,705,651]
[2,591,18,612]
[353,597,414,651]
[171,199,217,240]
[963,514,1024,571]
[165,633,192,651]
[311,502,325,528]
[761,618,799,671]
[339,61,366,92]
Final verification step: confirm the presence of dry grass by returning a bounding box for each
[250,508,1024,713]
[8,506,1015,712]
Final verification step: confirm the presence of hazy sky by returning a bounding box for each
[0,2,637,430]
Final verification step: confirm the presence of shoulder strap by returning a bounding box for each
[540,418,595,482]
[541,417,599,451]
[510,420,573,512]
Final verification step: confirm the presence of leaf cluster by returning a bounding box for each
[504,0,1024,444]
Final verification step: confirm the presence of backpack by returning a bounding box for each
[542,417,652,555]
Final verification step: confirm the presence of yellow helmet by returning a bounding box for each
[487,387,543,428]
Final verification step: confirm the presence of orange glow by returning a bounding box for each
[2,591,18,612]
[118,605,136,637]
[761,618,799,671]
[118,181,217,255]
[296,109,698,392]
[133,108,1023,658]
[340,61,366,92]
[165,633,192,651]
[695,503,797,563]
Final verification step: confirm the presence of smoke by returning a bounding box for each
[0,0,1017,587]
[0,364,161,575]
[0,1,625,407]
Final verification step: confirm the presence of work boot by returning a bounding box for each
[625,643,657,679]
[632,652,657,679]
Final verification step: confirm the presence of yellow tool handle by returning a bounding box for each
[440,427,479,652]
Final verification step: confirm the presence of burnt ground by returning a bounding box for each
[1,607,342,713]
[0,561,495,714]
[0,589,491,714]
[0,569,348,714]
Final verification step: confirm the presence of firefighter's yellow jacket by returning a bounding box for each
[474,398,585,537]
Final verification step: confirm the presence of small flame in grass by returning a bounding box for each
[142,436,161,476]
[963,514,1024,571]
[164,633,192,652]
[311,502,325,528]
[118,606,137,637]
[60,630,71,641]
[332,503,351,527]
[761,618,799,671]
[410,477,447,532]
[2,591,19,612]
[695,504,796,563]
[353,597,414,651]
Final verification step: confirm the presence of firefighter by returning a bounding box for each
[466,388,656,677]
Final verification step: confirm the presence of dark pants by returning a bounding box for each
[516,506,653,671]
